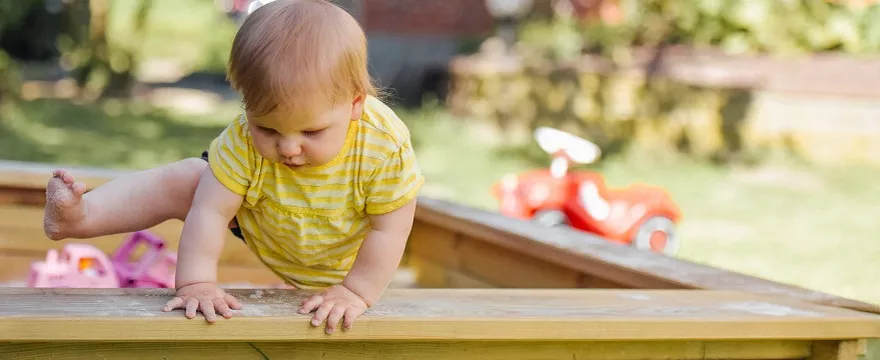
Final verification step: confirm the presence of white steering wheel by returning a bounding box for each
[248,0,276,14]
[533,127,601,164]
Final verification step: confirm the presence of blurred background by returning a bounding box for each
[0,0,878,306]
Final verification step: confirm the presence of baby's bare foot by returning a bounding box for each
[43,169,88,240]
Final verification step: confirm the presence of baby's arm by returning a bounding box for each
[300,135,423,334]
[162,118,254,322]
[298,198,417,333]
[343,199,417,305]
[162,165,245,323]
[176,168,243,286]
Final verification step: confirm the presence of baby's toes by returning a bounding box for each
[61,173,76,185]
[70,181,86,196]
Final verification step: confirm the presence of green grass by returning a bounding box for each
[108,0,238,74]
[0,98,233,169]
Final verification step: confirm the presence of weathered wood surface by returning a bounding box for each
[1,288,877,360]
[0,341,821,360]
[1,288,879,341]
[411,197,880,315]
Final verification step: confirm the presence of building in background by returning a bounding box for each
[336,0,496,107]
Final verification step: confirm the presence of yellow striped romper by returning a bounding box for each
[206,96,424,289]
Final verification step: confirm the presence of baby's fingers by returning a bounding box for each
[213,298,233,319]
[185,297,200,319]
[342,307,366,331]
[200,300,218,324]
[311,302,334,327]
[299,294,324,314]
[325,306,347,334]
[225,293,243,310]
[162,296,185,312]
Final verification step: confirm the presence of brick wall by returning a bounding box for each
[362,0,495,36]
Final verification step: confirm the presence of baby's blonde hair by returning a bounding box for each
[227,0,377,118]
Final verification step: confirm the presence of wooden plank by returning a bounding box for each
[0,343,267,360]
[408,256,494,288]
[0,340,813,360]
[0,160,127,191]
[856,338,868,356]
[810,340,859,360]
[0,205,265,267]
[408,223,629,289]
[409,221,459,268]
[0,187,45,207]
[414,197,880,314]
[704,340,811,359]
[578,273,630,288]
[457,237,581,288]
[408,255,450,288]
[1,288,879,341]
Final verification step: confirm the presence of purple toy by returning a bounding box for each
[110,230,177,288]
[28,230,177,289]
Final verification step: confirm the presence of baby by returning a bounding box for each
[42,0,423,334]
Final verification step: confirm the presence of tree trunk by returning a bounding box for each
[101,0,152,98]
[71,0,108,90]
[71,0,153,99]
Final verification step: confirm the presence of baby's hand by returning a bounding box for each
[298,285,369,334]
[162,282,242,323]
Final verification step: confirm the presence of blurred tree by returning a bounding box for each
[518,0,880,60]
[0,0,154,102]
[71,0,154,98]
[0,0,43,104]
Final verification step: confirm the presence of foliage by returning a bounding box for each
[518,0,880,60]
[0,0,44,102]
[0,0,43,34]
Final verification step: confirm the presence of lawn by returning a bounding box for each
[2,96,878,308]
[406,105,880,307]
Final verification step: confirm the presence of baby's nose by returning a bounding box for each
[278,139,303,158]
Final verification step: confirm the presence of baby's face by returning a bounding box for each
[246,97,363,169]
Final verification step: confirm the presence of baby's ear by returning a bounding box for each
[350,94,366,120]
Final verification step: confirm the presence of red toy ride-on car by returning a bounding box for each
[491,127,683,256]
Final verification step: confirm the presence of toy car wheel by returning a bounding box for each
[632,216,679,256]
[532,209,569,227]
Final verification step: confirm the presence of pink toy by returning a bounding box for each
[27,243,120,288]
[110,230,177,288]
[28,230,178,289]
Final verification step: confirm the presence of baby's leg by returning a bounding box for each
[43,158,207,240]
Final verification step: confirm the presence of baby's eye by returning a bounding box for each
[303,129,323,137]
[258,126,278,134]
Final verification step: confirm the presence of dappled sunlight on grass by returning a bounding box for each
[110,0,238,75]
[0,98,236,169]
[595,151,880,305]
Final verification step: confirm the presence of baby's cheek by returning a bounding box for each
[252,139,276,160]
